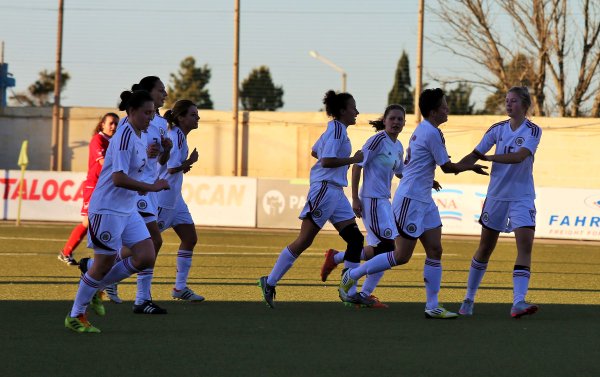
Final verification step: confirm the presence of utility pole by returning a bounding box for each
[232,0,240,176]
[0,41,4,109]
[415,0,424,124]
[51,0,64,171]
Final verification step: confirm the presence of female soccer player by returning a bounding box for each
[58,112,119,265]
[340,88,488,319]
[258,90,368,309]
[80,77,172,313]
[320,104,407,308]
[64,90,169,333]
[457,87,542,318]
[155,99,204,302]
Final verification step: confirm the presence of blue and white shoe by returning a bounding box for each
[511,301,538,318]
[172,287,205,302]
[459,299,474,316]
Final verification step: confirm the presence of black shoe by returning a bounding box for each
[78,257,90,275]
[58,252,79,266]
[258,276,276,309]
[133,300,168,315]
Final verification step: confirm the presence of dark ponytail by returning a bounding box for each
[118,90,153,113]
[164,99,196,130]
[322,90,354,119]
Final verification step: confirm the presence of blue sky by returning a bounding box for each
[2,0,509,113]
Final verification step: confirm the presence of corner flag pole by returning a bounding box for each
[16,140,28,226]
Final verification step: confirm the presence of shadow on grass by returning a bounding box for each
[1,301,599,377]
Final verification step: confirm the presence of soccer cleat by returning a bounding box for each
[459,299,474,316]
[172,287,205,302]
[320,249,339,282]
[511,301,538,319]
[78,257,90,275]
[258,276,276,309]
[133,300,168,314]
[366,295,388,308]
[89,292,106,316]
[343,292,376,308]
[424,306,459,319]
[64,313,100,333]
[58,252,78,266]
[339,268,356,295]
[105,283,122,304]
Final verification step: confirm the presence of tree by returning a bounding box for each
[445,82,475,115]
[166,56,213,109]
[388,51,414,112]
[433,0,600,117]
[239,66,284,111]
[10,69,70,106]
[482,53,535,114]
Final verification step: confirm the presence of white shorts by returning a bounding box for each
[361,197,398,246]
[136,192,158,224]
[87,212,150,255]
[299,182,355,229]
[392,195,441,239]
[157,198,194,232]
[480,198,536,233]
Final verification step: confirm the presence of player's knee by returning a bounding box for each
[373,239,395,256]
[339,223,364,263]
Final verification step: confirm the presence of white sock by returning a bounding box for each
[361,271,384,296]
[344,261,360,296]
[70,273,100,317]
[424,258,442,310]
[267,246,297,286]
[135,268,154,305]
[512,266,531,305]
[465,258,488,301]
[99,257,140,288]
[349,252,395,280]
[333,252,345,264]
[175,249,193,290]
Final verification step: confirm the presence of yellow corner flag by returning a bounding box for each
[16,140,29,226]
[18,140,29,167]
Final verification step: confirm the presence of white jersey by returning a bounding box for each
[157,127,188,209]
[89,121,148,215]
[475,118,542,200]
[358,131,404,199]
[309,120,352,187]
[119,114,168,183]
[395,119,450,202]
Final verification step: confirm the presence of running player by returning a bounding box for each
[258,90,369,309]
[339,88,488,319]
[457,86,542,319]
[64,90,169,333]
[58,112,119,265]
[321,104,407,308]
[79,76,171,313]
[156,99,205,302]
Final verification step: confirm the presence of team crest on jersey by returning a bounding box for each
[312,209,323,219]
[411,135,417,141]
[158,221,166,230]
[159,128,166,136]
[406,223,417,233]
[515,137,524,146]
[100,231,112,242]
[137,200,148,210]
[383,228,393,238]
[481,212,489,223]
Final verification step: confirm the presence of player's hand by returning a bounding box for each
[472,164,489,176]
[188,148,199,164]
[152,179,170,192]
[432,180,442,191]
[352,150,364,164]
[183,165,192,174]
[352,198,363,218]
[161,136,173,151]
[147,143,160,158]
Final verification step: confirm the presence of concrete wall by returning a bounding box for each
[1,106,599,188]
